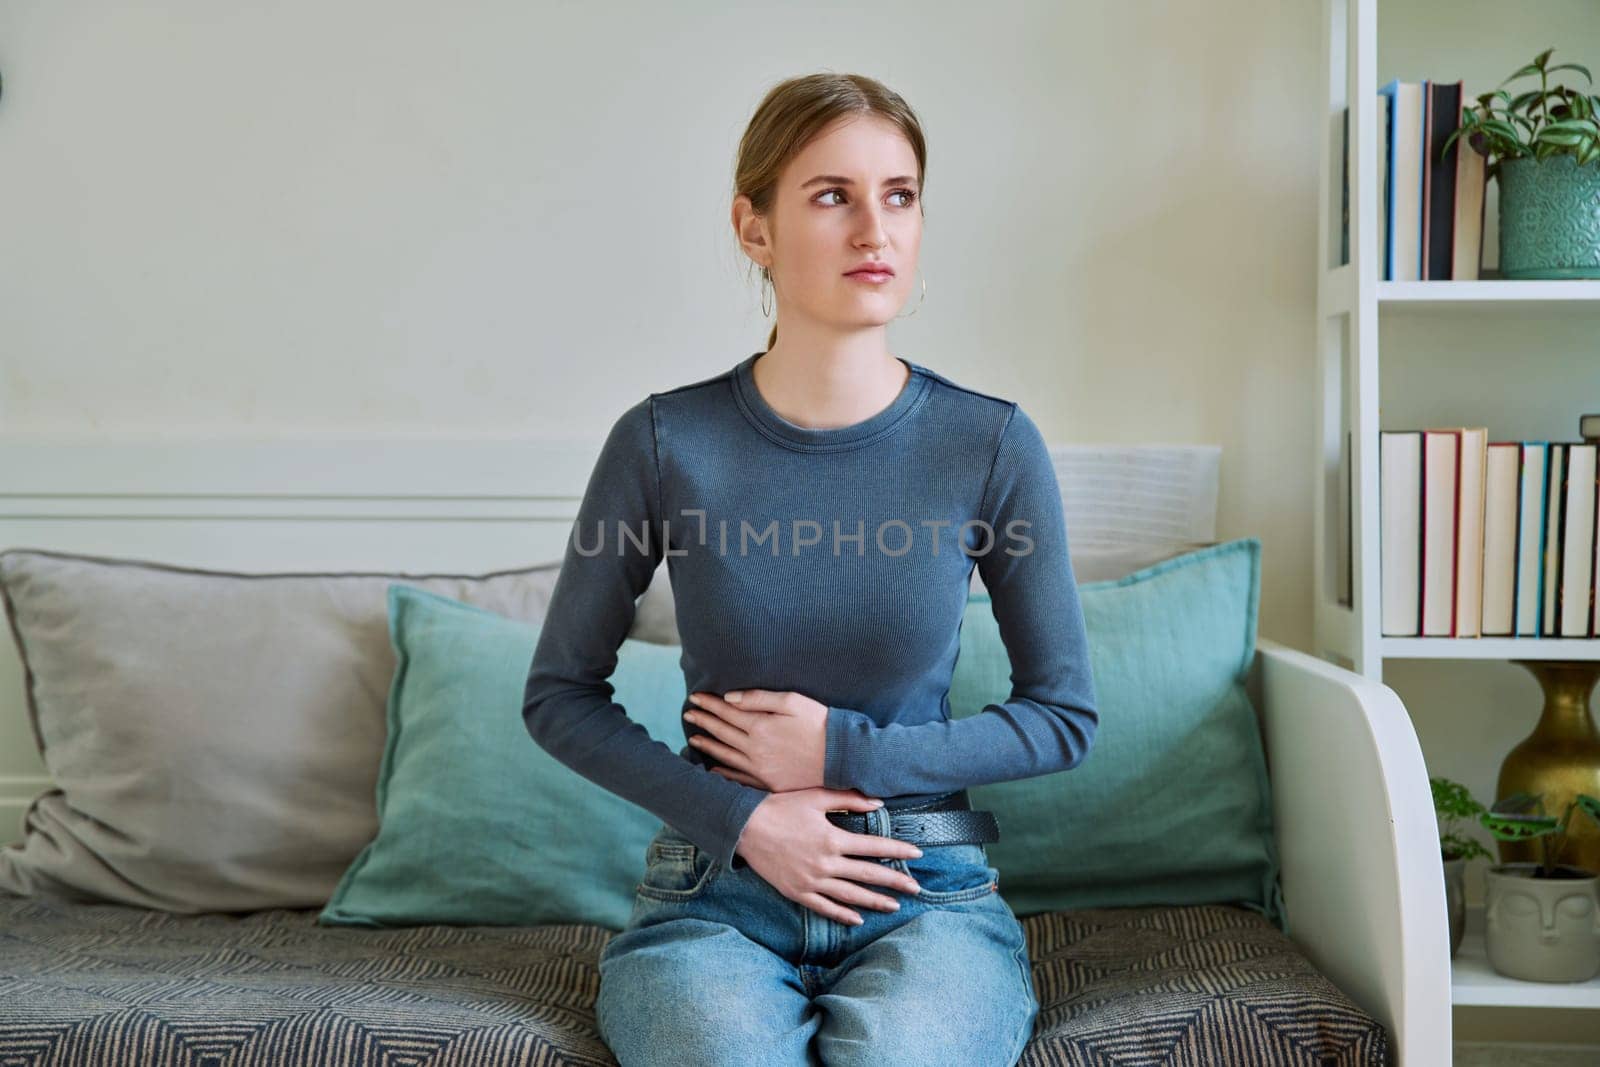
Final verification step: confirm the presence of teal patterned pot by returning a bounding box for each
[1497,155,1600,279]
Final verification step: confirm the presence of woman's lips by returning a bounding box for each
[846,270,894,284]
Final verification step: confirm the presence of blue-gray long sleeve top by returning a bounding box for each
[522,352,1098,872]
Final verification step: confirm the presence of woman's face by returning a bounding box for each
[743,114,923,334]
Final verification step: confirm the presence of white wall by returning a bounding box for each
[0,0,1321,646]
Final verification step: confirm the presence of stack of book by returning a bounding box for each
[1380,429,1600,638]
[1347,79,1488,280]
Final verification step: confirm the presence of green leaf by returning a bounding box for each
[1492,791,1543,815]
[1510,89,1544,113]
[1549,62,1594,85]
[1433,776,1489,817]
[1482,811,1557,840]
[1539,127,1591,148]
[1482,118,1525,143]
[1502,62,1544,86]
[1544,118,1599,136]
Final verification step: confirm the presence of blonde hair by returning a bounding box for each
[733,73,927,351]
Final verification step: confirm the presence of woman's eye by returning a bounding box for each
[814,188,918,207]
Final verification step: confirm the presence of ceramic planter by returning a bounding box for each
[1496,155,1600,279]
[1444,856,1466,958]
[1484,862,1600,982]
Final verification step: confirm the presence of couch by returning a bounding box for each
[0,437,1448,1065]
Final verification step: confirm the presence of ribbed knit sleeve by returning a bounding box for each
[522,396,769,871]
[821,404,1099,796]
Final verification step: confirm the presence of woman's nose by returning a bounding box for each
[854,208,889,245]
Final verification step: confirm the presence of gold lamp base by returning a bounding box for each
[1497,660,1600,873]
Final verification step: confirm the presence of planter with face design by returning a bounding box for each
[1484,862,1600,982]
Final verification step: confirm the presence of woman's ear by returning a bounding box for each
[732,196,773,269]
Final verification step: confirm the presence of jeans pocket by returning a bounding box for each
[636,834,720,902]
[900,842,999,904]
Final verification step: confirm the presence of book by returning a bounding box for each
[1557,443,1599,636]
[1377,92,1391,279]
[1452,106,1487,281]
[1423,80,1463,280]
[1343,428,1353,606]
[1434,426,1487,636]
[1543,444,1567,636]
[1482,442,1520,636]
[1381,431,1423,635]
[1591,451,1600,638]
[1379,80,1425,282]
[1515,443,1549,636]
[1421,428,1461,635]
[1340,105,1350,267]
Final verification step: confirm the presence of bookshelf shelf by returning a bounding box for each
[1453,907,1600,1009]
[1379,279,1600,311]
[1382,637,1600,661]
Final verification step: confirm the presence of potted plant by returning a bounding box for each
[1432,777,1492,958]
[1479,791,1600,981]
[1443,47,1600,279]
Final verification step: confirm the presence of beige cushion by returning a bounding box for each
[0,548,593,912]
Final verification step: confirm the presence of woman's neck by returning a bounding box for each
[751,344,910,431]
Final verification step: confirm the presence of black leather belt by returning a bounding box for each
[824,790,999,845]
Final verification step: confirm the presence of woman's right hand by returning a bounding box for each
[735,788,924,925]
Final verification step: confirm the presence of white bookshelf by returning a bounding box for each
[1313,0,1600,1019]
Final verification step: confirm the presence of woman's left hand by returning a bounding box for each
[684,689,827,793]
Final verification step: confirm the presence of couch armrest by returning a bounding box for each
[1247,637,1450,1065]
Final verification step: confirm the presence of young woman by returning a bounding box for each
[523,71,1098,1067]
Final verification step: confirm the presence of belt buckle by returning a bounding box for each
[824,807,870,832]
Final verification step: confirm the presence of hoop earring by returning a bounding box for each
[896,270,927,318]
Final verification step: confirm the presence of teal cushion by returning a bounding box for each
[961,538,1285,930]
[318,585,687,931]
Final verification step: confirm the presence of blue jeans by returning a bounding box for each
[595,804,1039,1066]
